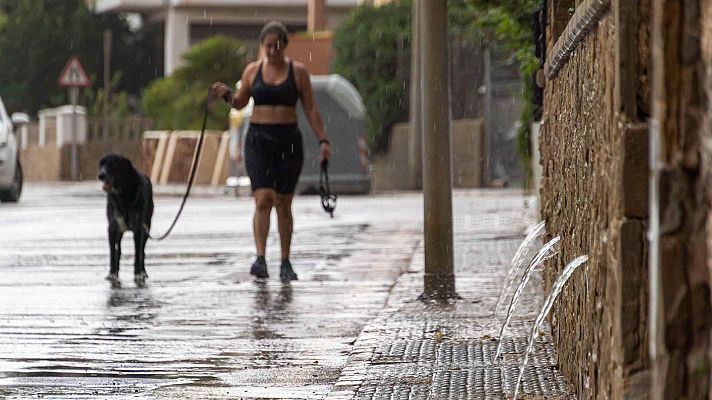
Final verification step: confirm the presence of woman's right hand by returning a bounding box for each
[320,141,331,161]
[211,82,232,102]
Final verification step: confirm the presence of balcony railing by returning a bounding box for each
[92,0,163,13]
[92,0,363,13]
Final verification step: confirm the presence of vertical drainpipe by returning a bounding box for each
[647,114,661,375]
[483,46,492,186]
[647,0,663,373]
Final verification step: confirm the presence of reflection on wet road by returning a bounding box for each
[0,184,422,399]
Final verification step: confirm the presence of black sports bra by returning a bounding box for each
[251,61,300,107]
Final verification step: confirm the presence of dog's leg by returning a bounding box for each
[108,225,122,281]
[133,229,148,285]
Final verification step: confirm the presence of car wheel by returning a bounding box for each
[0,161,22,202]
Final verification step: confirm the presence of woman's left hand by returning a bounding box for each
[320,142,331,161]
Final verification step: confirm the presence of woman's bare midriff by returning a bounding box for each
[250,105,298,124]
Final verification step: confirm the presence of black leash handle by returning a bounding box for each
[319,159,337,218]
[147,89,211,241]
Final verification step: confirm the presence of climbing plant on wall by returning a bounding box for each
[466,0,542,186]
[334,0,541,166]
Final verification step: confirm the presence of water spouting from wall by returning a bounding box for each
[494,221,546,316]
[493,236,561,362]
[512,255,589,400]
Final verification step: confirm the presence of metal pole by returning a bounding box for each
[483,46,492,186]
[648,115,662,377]
[70,87,78,181]
[103,29,112,140]
[419,0,457,300]
[408,0,422,190]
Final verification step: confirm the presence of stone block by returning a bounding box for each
[619,218,648,368]
[623,369,651,400]
[371,119,484,192]
[19,144,62,182]
[622,123,649,218]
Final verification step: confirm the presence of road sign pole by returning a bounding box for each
[58,56,90,181]
[70,87,79,181]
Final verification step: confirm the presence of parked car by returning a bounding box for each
[0,94,29,202]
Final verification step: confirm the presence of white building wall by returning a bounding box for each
[165,7,192,75]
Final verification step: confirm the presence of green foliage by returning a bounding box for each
[333,0,537,155]
[467,0,541,186]
[141,36,248,130]
[0,0,159,115]
[517,79,535,188]
[332,0,412,153]
[82,73,132,118]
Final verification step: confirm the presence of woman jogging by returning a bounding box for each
[212,21,331,281]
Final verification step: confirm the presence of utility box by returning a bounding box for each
[38,106,87,147]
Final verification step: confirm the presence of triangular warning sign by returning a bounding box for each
[58,57,91,88]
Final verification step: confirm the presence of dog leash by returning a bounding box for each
[147,89,211,241]
[319,159,337,218]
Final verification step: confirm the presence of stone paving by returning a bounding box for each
[329,191,575,399]
[0,184,574,399]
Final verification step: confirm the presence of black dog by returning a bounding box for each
[97,153,154,285]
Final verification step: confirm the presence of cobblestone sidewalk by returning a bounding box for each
[328,191,576,399]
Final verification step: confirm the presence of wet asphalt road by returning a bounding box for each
[0,183,423,399]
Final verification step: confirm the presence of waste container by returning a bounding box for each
[296,74,370,194]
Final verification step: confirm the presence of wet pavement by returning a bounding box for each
[0,184,574,399]
[328,193,575,399]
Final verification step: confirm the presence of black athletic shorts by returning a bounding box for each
[244,123,304,194]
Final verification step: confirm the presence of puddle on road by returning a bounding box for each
[0,220,413,398]
[0,375,218,398]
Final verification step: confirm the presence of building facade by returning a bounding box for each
[90,0,365,75]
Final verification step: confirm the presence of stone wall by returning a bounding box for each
[20,140,145,182]
[371,119,484,192]
[20,144,64,182]
[648,0,712,397]
[20,118,147,182]
[540,0,651,398]
[541,13,619,398]
[542,0,712,397]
